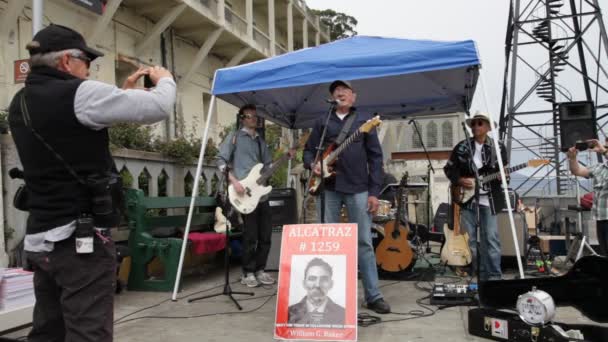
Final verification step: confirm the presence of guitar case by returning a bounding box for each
[468,308,608,342]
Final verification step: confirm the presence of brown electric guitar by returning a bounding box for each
[307,116,382,195]
[375,172,414,272]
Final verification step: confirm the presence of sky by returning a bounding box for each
[306,0,608,183]
[306,0,608,123]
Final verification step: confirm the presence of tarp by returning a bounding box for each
[212,35,481,128]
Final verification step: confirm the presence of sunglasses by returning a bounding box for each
[471,120,486,127]
[69,53,91,68]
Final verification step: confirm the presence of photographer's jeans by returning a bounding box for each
[317,190,383,304]
[26,233,115,342]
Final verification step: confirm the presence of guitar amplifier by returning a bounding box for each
[268,188,297,228]
[265,188,297,271]
[497,211,527,257]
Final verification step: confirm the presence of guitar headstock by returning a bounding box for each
[359,116,382,133]
[527,159,550,168]
[294,131,311,149]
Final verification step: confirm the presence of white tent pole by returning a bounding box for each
[480,73,525,280]
[171,95,217,300]
[32,0,44,34]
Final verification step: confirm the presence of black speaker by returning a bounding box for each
[558,101,597,152]
[265,188,297,271]
[268,188,297,228]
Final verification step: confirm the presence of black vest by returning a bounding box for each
[8,66,114,234]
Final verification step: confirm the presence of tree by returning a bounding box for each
[311,9,358,41]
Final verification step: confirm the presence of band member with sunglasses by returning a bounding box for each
[218,104,294,288]
[443,112,509,281]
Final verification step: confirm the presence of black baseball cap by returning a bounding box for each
[329,80,353,94]
[26,24,104,60]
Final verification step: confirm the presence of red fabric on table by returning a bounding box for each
[188,232,226,255]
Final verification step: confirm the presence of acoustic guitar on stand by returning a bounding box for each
[375,172,414,272]
[307,116,382,195]
[228,132,310,214]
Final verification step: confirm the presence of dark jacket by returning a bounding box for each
[303,110,383,196]
[8,66,116,233]
[288,296,346,325]
[443,137,509,213]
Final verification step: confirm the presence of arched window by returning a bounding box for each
[412,126,423,148]
[427,121,438,148]
[442,121,453,147]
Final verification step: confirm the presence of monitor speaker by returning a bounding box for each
[497,211,528,257]
[265,188,297,271]
[558,101,597,152]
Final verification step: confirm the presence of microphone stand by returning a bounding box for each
[461,122,482,287]
[310,102,336,223]
[188,166,254,309]
[409,119,435,254]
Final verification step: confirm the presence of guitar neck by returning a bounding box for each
[327,130,361,163]
[257,153,291,185]
[482,162,527,184]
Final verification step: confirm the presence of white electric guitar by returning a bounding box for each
[228,132,310,214]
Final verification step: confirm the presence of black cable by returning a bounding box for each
[113,279,237,324]
[114,293,276,325]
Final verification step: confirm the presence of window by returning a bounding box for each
[412,126,423,148]
[427,121,438,148]
[442,121,453,147]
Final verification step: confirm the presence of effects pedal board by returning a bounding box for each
[430,283,478,306]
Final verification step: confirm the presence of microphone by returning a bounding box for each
[326,99,341,105]
[9,168,24,179]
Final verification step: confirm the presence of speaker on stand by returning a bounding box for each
[558,101,597,152]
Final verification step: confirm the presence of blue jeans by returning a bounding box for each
[317,190,383,304]
[461,205,502,281]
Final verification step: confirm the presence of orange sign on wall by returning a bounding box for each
[274,223,358,341]
[14,59,30,84]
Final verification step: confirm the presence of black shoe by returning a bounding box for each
[367,298,391,314]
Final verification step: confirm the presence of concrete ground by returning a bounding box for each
[4,258,604,341]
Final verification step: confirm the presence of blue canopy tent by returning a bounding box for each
[173,36,526,299]
[211,35,481,128]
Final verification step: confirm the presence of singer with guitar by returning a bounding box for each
[443,112,508,281]
[217,104,294,288]
[303,80,390,314]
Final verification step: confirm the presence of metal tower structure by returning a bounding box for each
[499,0,608,196]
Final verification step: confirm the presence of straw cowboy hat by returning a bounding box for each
[465,112,496,130]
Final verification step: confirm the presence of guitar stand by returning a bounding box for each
[566,232,599,263]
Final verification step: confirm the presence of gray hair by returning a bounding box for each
[29,49,81,68]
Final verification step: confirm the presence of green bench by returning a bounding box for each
[125,188,219,292]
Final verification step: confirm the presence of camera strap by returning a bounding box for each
[19,92,87,185]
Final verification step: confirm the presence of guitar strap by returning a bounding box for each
[335,111,357,146]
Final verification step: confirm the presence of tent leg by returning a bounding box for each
[171,96,217,300]
[482,73,525,280]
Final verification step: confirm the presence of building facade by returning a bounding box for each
[0,0,331,266]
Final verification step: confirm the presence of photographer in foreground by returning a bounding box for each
[8,25,176,342]
[567,139,608,256]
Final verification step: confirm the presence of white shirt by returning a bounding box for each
[336,111,349,120]
[473,141,490,207]
[306,297,329,313]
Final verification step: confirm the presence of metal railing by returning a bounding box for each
[253,27,271,54]
[275,43,287,55]
[224,7,247,36]
[197,0,218,19]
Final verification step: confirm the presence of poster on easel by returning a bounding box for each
[274,223,358,341]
